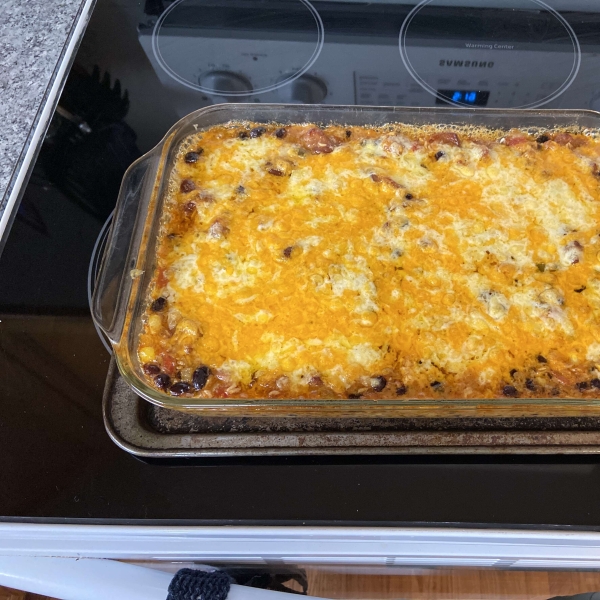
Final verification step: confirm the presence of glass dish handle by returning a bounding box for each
[91,151,159,345]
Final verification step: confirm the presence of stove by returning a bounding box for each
[4,0,600,523]
[136,0,591,112]
[65,0,600,155]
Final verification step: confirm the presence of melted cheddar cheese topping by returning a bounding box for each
[138,122,600,400]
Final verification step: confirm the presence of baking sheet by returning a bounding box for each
[103,359,600,456]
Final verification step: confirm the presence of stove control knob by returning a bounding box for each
[277,74,327,104]
[198,70,252,95]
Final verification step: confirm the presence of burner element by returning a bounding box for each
[151,0,324,97]
[399,0,581,109]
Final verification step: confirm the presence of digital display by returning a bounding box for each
[436,90,490,106]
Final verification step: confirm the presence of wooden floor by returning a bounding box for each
[3,567,600,599]
[305,568,600,599]
[0,590,49,600]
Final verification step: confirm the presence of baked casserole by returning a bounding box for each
[137,121,600,401]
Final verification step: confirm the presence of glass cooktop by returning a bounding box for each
[67,0,600,156]
[3,0,600,400]
[4,0,600,419]
[4,0,600,520]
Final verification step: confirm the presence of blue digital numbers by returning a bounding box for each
[450,91,478,103]
[436,90,490,106]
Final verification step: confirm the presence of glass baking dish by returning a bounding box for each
[92,103,600,417]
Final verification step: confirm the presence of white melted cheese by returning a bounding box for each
[219,359,254,385]
[297,236,323,250]
[587,342,600,362]
[478,166,593,260]
[326,255,379,314]
[257,333,306,371]
[355,139,433,191]
[286,166,319,204]
[234,310,274,324]
[347,343,382,368]
[210,137,278,175]
[448,214,532,268]
[210,254,263,298]
[170,255,205,293]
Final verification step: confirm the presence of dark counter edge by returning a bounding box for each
[0,0,97,257]
[0,517,599,531]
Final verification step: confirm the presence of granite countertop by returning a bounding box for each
[0,0,94,241]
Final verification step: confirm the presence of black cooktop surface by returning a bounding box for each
[3,0,600,524]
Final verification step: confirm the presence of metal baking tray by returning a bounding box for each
[103,359,600,457]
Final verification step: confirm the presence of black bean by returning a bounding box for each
[510,368,518,378]
[575,286,586,293]
[143,363,161,375]
[193,365,211,390]
[396,384,407,396]
[180,179,195,193]
[345,130,352,138]
[430,381,442,390]
[184,150,203,163]
[502,385,518,397]
[525,378,536,391]
[283,246,294,258]
[371,375,387,392]
[537,354,548,363]
[275,128,287,139]
[150,297,167,312]
[348,393,362,399]
[591,378,600,389]
[236,185,246,194]
[536,134,550,144]
[238,131,249,139]
[154,373,171,390]
[250,127,266,138]
[577,381,590,391]
[434,151,444,160]
[183,201,196,214]
[169,382,191,396]
[405,193,414,200]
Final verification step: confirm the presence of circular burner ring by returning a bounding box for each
[398,0,581,109]
[151,0,325,96]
